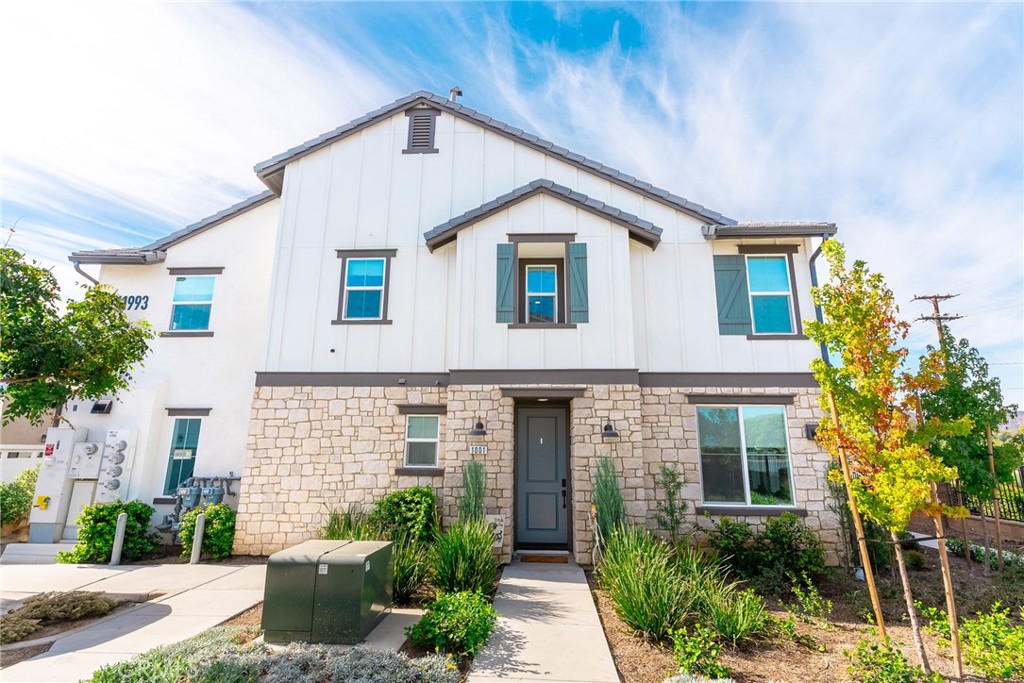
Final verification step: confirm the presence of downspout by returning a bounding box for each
[808,235,830,366]
[72,260,100,286]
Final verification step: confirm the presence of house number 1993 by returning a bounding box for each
[122,295,149,310]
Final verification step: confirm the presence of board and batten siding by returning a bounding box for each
[263,109,822,374]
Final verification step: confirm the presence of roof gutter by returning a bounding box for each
[808,234,831,365]
[72,260,100,286]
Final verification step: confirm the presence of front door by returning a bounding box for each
[516,407,569,548]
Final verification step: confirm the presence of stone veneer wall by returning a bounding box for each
[234,383,842,565]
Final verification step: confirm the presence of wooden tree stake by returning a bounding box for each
[828,392,887,638]
[987,425,1005,572]
[931,487,964,679]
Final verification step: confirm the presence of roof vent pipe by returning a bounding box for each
[449,86,463,102]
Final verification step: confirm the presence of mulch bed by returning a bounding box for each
[587,546,1019,683]
[0,642,52,669]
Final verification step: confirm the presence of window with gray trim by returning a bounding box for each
[746,256,794,334]
[405,415,440,467]
[697,405,794,506]
[169,276,215,330]
[164,418,201,495]
[403,109,439,154]
[334,250,396,324]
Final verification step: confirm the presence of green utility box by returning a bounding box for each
[261,539,393,644]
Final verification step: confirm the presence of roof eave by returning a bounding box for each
[702,224,838,240]
[68,251,165,265]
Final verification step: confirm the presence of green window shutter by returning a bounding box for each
[495,243,515,323]
[713,255,752,335]
[568,242,589,323]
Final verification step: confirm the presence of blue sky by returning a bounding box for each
[2,2,1022,405]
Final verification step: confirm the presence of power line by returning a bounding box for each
[913,294,962,348]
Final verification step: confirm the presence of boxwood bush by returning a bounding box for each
[57,500,158,564]
[405,591,498,658]
[179,503,236,560]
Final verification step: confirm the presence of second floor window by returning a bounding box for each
[746,256,794,334]
[525,264,558,323]
[170,276,215,330]
[343,258,386,320]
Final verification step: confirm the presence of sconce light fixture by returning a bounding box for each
[469,417,487,438]
[601,419,619,439]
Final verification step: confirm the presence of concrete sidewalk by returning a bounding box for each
[1,563,266,682]
[468,561,619,683]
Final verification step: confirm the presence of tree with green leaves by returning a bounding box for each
[0,248,153,426]
[920,328,1023,569]
[808,240,969,675]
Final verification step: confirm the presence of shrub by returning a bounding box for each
[903,549,926,570]
[671,623,730,679]
[330,647,461,683]
[459,460,486,522]
[706,513,825,593]
[705,517,754,575]
[368,487,439,545]
[179,503,236,560]
[0,613,41,644]
[405,591,497,658]
[597,525,693,640]
[593,457,626,548]
[946,536,1022,570]
[922,602,1024,682]
[845,635,943,683]
[699,584,769,646]
[0,466,38,526]
[319,505,380,541]
[57,499,158,564]
[392,533,431,605]
[654,463,688,543]
[19,591,118,623]
[431,518,497,595]
[790,572,833,626]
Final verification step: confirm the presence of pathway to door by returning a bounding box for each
[468,560,619,683]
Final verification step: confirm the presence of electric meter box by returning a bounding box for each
[261,539,393,645]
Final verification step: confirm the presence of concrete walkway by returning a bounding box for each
[469,561,619,683]
[1,563,266,682]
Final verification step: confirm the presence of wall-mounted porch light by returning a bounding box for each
[601,419,619,440]
[469,417,487,438]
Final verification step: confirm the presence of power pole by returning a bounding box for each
[913,294,962,352]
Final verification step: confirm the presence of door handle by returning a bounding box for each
[561,488,566,509]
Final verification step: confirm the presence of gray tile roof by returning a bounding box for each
[702,221,837,240]
[254,91,736,226]
[424,179,663,252]
[70,191,275,264]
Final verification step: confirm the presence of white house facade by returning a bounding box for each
[69,91,841,564]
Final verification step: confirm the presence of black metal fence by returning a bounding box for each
[947,466,1024,524]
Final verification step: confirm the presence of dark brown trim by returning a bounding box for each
[332,319,394,325]
[746,334,809,341]
[152,497,178,505]
[507,323,577,329]
[336,251,396,324]
[159,331,214,338]
[450,369,639,385]
[335,249,398,258]
[638,372,818,388]
[402,108,440,154]
[518,257,565,324]
[166,408,211,416]
[501,387,586,399]
[167,267,224,275]
[787,252,804,335]
[697,505,807,517]
[397,404,447,415]
[508,233,576,243]
[686,394,795,405]
[737,245,799,254]
[255,372,449,387]
[394,467,445,477]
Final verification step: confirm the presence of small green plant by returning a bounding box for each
[922,602,1024,682]
[705,517,754,575]
[593,457,625,548]
[405,591,498,658]
[597,525,694,640]
[707,513,825,594]
[0,466,38,526]
[671,623,730,679]
[431,518,497,595]
[845,634,943,683]
[392,533,431,605]
[179,503,236,560]
[946,536,1022,570]
[368,487,439,544]
[318,504,380,541]
[699,584,769,646]
[790,572,833,627]
[903,549,926,571]
[653,463,688,543]
[459,460,486,522]
[771,612,822,651]
[57,500,158,564]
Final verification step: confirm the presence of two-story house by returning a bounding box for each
[69,91,841,564]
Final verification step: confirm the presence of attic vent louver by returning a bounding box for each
[403,108,439,155]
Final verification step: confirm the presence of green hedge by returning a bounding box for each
[0,466,38,526]
[180,503,236,560]
[57,500,158,563]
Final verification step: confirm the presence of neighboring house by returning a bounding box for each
[0,413,46,483]
[69,90,841,564]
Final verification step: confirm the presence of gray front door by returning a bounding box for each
[516,407,569,547]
